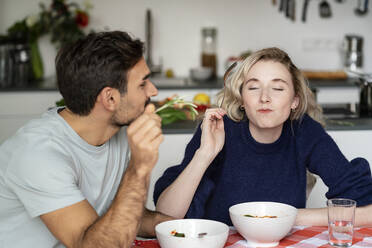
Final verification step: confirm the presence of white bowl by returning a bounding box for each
[190,67,213,81]
[155,219,229,248]
[229,202,297,247]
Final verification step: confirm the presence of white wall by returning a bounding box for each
[1,0,371,78]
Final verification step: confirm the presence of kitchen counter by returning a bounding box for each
[0,76,225,92]
[0,77,58,92]
[1,77,370,134]
[1,76,359,92]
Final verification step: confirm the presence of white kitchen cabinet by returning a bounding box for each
[0,91,62,144]
[146,134,193,210]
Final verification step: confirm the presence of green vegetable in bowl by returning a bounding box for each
[170,230,185,237]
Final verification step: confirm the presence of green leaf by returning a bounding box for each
[55,98,65,107]
[157,108,187,125]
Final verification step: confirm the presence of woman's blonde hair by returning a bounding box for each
[216,47,324,125]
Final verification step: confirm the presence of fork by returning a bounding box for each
[219,61,238,109]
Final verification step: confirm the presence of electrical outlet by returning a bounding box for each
[302,38,340,52]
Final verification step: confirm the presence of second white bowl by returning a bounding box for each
[229,201,297,247]
[155,219,229,248]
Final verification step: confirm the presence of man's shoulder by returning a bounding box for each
[17,108,66,137]
[0,109,73,170]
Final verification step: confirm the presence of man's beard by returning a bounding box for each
[111,98,151,127]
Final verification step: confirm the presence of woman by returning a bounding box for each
[154,47,372,226]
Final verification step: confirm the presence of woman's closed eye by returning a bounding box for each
[273,87,284,91]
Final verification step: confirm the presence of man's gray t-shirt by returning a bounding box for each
[0,108,130,247]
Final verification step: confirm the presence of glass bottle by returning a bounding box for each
[201,27,217,78]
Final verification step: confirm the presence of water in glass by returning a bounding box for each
[328,220,353,247]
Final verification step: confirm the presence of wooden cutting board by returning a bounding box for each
[301,70,348,80]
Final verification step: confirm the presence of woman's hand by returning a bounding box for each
[199,108,226,161]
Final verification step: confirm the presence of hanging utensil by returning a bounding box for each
[145,9,153,69]
[355,0,369,15]
[319,0,332,18]
[279,0,285,12]
[302,0,310,22]
[289,0,296,21]
[285,0,291,18]
[145,9,162,75]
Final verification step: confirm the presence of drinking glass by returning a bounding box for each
[327,198,356,247]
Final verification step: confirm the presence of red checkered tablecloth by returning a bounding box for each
[132,226,372,248]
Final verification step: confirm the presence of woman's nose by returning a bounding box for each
[260,89,271,103]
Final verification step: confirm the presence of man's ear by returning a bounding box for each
[97,87,120,112]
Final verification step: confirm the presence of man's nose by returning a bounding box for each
[147,80,158,97]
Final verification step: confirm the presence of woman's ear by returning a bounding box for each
[98,87,119,112]
[291,95,300,110]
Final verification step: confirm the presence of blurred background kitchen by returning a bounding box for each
[1,0,371,79]
[0,0,372,210]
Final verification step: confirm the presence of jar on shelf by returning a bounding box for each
[201,27,217,78]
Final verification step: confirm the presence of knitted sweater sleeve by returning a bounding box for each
[300,116,372,206]
[153,123,218,218]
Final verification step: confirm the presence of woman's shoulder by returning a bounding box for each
[223,114,244,127]
[292,114,328,143]
[222,115,247,133]
[295,114,324,132]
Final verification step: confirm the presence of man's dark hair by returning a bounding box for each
[55,31,144,115]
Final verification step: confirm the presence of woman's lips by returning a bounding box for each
[258,109,272,113]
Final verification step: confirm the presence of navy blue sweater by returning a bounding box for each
[153,115,372,225]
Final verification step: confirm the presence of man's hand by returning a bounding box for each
[127,104,164,176]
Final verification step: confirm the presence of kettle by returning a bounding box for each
[359,80,372,117]
[355,73,372,117]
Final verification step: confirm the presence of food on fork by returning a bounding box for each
[155,95,199,125]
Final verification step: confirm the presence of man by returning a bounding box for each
[0,31,172,247]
